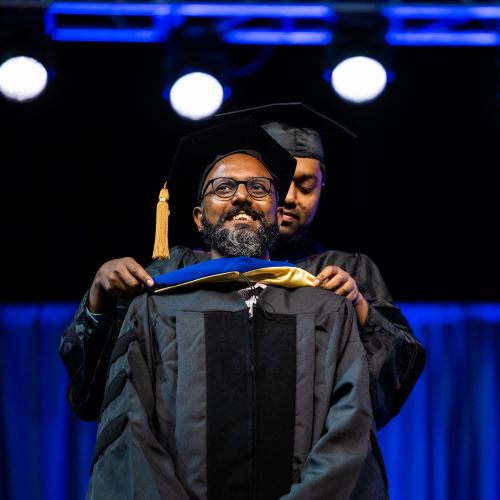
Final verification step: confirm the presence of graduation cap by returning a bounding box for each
[152,116,297,259]
[216,102,356,164]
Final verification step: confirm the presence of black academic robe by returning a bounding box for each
[60,242,426,428]
[273,239,427,428]
[86,283,387,500]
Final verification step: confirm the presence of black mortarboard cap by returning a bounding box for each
[169,115,297,205]
[152,116,297,258]
[216,102,356,164]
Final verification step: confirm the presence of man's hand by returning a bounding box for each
[88,257,154,314]
[313,266,369,327]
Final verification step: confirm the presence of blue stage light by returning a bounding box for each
[174,3,332,19]
[45,2,334,44]
[224,29,332,46]
[383,5,500,47]
[47,2,172,16]
[382,5,500,20]
[45,2,173,43]
[386,31,500,47]
[45,2,500,47]
[49,28,166,43]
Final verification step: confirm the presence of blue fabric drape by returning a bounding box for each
[378,304,500,500]
[1,302,499,500]
[0,304,97,500]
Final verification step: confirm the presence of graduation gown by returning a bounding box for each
[274,239,427,428]
[60,242,426,428]
[86,280,387,500]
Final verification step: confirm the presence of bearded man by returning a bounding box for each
[85,117,387,499]
[61,104,425,431]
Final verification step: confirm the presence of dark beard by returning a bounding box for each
[200,206,280,258]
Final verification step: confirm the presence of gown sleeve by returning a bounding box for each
[59,245,207,420]
[347,253,426,428]
[298,251,426,429]
[86,293,190,500]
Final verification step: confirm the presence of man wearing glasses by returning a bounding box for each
[61,103,425,433]
[85,117,387,499]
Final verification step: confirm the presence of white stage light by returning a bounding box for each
[169,72,224,120]
[0,56,48,102]
[331,56,387,104]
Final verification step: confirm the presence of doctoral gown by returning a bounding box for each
[60,242,426,428]
[86,281,387,500]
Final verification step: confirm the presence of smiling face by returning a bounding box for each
[279,157,324,242]
[193,153,284,259]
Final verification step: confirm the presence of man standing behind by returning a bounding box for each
[217,103,426,428]
[86,117,387,499]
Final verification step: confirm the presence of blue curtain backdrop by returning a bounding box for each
[1,302,499,500]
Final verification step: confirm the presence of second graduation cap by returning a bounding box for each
[152,116,297,259]
[216,102,356,164]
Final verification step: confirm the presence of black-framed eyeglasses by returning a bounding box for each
[201,176,276,200]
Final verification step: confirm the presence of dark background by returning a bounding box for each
[1,7,499,302]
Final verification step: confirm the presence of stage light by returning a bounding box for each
[169,71,224,121]
[383,5,500,46]
[224,29,332,46]
[331,56,387,104]
[0,56,48,102]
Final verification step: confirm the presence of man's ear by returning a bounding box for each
[277,206,284,226]
[193,206,203,232]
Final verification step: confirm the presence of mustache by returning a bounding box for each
[221,205,263,222]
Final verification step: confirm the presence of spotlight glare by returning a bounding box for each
[169,72,224,121]
[331,56,387,104]
[0,56,48,102]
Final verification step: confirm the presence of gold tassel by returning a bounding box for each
[152,182,170,260]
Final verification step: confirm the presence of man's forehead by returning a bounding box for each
[293,157,322,177]
[205,153,270,180]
